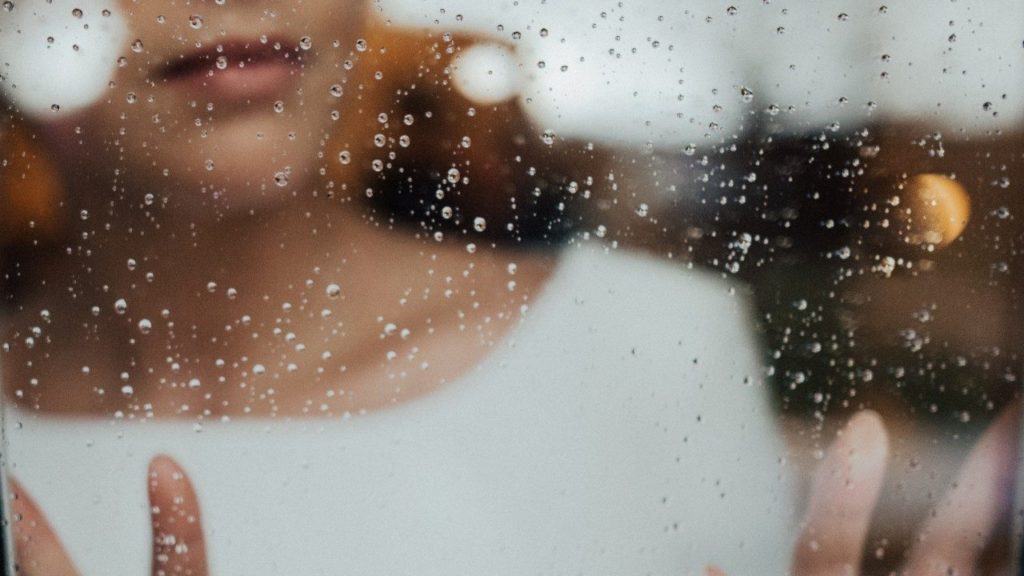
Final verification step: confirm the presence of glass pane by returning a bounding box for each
[0,1,1020,574]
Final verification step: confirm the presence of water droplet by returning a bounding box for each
[188,14,203,29]
[299,36,313,50]
[473,217,487,232]
[138,319,153,334]
[114,298,128,314]
[325,283,342,299]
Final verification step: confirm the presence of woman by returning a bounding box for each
[1,1,1018,574]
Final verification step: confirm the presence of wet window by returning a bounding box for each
[0,1,1021,574]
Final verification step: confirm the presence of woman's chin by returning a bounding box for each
[129,119,323,208]
[146,182,313,229]
[119,166,320,227]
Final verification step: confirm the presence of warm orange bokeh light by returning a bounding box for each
[902,173,971,248]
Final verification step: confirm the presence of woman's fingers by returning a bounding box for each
[711,404,1018,576]
[792,411,890,576]
[9,458,208,576]
[148,455,209,576]
[903,402,1022,576]
[7,477,80,576]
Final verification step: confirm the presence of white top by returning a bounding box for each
[4,243,797,576]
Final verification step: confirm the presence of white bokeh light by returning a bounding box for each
[450,43,521,105]
[0,0,126,119]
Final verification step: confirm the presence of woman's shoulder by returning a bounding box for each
[504,242,770,407]
[549,242,760,349]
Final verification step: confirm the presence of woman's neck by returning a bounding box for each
[6,195,557,419]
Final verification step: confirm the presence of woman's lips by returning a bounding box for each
[158,39,305,102]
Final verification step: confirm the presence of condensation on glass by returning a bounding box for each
[0,1,1021,575]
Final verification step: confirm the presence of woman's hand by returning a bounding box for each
[9,455,208,576]
[712,404,1022,576]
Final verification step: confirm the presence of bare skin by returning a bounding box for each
[5,202,556,418]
